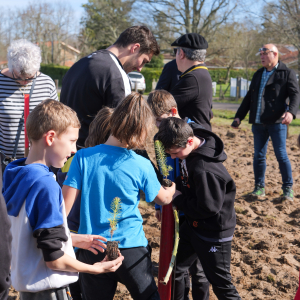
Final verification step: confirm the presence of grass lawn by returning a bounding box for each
[212,109,300,136]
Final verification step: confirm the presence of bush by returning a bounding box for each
[40,64,70,86]
[146,54,164,69]
[141,67,163,92]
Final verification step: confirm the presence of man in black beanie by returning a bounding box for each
[171,33,213,131]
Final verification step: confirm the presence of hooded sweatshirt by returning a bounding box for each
[3,158,78,292]
[173,123,236,240]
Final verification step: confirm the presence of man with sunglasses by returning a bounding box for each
[232,44,300,201]
[170,33,213,131]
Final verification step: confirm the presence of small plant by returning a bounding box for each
[154,140,173,187]
[108,197,122,240]
[267,274,275,283]
[107,197,122,261]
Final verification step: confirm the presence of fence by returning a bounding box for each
[230,77,251,98]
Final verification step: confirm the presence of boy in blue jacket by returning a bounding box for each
[3,99,123,300]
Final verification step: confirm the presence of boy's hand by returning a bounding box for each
[173,189,182,199]
[164,182,176,196]
[155,210,162,222]
[71,233,107,254]
[92,253,124,274]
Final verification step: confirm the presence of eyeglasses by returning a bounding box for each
[173,48,178,55]
[12,71,37,82]
[258,47,274,56]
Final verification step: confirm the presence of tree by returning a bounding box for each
[79,0,134,55]
[139,0,238,47]
[260,0,300,72]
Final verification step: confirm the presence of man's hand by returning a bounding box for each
[92,253,124,274]
[71,233,107,254]
[231,118,240,129]
[281,112,293,125]
[155,210,162,222]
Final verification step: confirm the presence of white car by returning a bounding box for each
[128,72,146,94]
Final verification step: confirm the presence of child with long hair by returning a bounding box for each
[62,92,175,300]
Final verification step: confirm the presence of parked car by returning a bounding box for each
[128,72,146,94]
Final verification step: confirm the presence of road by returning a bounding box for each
[143,95,300,118]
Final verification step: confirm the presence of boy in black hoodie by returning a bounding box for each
[156,117,241,300]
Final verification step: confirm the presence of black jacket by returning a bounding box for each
[173,123,236,239]
[156,59,181,91]
[61,50,130,147]
[0,164,11,300]
[235,61,300,124]
[171,64,212,130]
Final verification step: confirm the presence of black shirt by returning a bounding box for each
[61,50,131,147]
[156,59,181,91]
[171,64,212,130]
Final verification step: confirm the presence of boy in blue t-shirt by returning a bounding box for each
[3,100,123,300]
[63,93,175,300]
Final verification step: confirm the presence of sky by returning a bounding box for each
[0,0,88,23]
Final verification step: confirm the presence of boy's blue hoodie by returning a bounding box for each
[3,158,78,292]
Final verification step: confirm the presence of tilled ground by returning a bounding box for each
[8,124,300,300]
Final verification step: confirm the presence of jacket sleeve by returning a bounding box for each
[33,225,68,262]
[0,170,11,297]
[172,171,226,219]
[287,69,300,118]
[235,84,252,121]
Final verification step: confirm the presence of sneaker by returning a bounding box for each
[249,186,265,197]
[281,187,294,201]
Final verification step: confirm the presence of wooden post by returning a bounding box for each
[55,79,59,90]
[219,85,222,100]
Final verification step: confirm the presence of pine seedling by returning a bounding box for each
[108,197,122,240]
[154,140,173,179]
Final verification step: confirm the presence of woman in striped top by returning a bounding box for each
[0,39,58,158]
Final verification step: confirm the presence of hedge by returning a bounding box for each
[40,64,70,86]
[40,64,256,91]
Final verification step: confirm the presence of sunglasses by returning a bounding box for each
[257,47,274,56]
[12,71,37,82]
[173,48,178,55]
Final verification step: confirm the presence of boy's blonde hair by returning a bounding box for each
[85,107,114,148]
[110,92,154,150]
[26,99,81,142]
[147,89,177,118]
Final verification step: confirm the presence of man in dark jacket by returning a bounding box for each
[156,59,181,91]
[232,44,300,201]
[170,33,213,130]
[156,117,241,300]
[0,162,12,300]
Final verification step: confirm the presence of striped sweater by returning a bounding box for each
[0,72,58,158]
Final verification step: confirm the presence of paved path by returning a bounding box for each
[143,95,300,118]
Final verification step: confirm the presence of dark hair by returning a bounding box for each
[85,107,114,148]
[110,92,155,149]
[155,117,194,150]
[147,90,177,118]
[114,26,160,56]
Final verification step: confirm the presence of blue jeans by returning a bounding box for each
[252,123,293,189]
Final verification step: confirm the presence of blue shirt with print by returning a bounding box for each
[64,144,161,248]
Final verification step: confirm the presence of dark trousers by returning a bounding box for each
[174,221,241,300]
[78,245,160,300]
[179,216,209,300]
[252,123,293,188]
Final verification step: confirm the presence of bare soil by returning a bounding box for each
[8,124,300,300]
